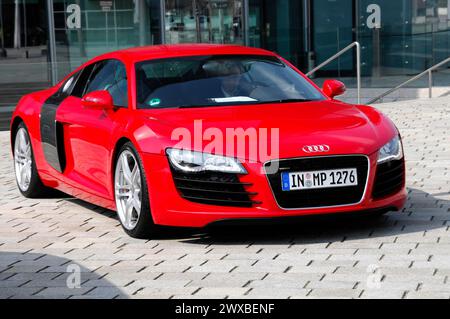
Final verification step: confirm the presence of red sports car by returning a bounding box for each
[10,44,406,238]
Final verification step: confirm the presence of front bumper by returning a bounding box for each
[141,152,407,228]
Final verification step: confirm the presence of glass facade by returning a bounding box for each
[1,0,450,112]
[248,0,303,67]
[164,0,245,44]
[0,0,51,111]
[52,0,162,78]
[357,0,450,76]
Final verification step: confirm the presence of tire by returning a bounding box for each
[374,210,390,217]
[366,209,390,219]
[114,142,159,238]
[13,122,55,198]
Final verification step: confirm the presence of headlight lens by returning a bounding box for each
[166,148,247,174]
[377,136,403,164]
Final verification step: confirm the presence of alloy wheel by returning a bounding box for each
[114,150,142,230]
[14,128,32,192]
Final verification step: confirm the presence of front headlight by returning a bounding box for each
[166,148,247,174]
[377,135,403,164]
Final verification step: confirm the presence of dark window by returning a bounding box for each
[58,71,80,96]
[70,60,128,107]
[84,60,128,107]
[72,64,95,98]
[135,55,325,109]
[108,61,128,108]
[85,61,116,95]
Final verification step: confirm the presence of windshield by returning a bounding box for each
[136,55,325,109]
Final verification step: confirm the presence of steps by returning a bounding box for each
[340,87,450,104]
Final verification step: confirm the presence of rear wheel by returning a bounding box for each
[13,123,54,198]
[114,142,158,238]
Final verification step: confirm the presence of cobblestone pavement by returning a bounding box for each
[0,98,449,299]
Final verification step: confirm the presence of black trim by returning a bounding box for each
[71,63,96,98]
[372,158,405,199]
[168,163,259,208]
[40,93,67,173]
[56,122,66,172]
[265,155,369,209]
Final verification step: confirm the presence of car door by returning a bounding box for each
[56,59,129,199]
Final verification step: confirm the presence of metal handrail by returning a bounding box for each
[306,42,361,104]
[368,56,450,104]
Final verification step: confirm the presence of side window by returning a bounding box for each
[108,61,128,108]
[84,60,128,107]
[71,64,95,98]
[58,71,80,96]
[84,61,115,95]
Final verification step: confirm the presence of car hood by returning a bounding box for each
[140,100,398,162]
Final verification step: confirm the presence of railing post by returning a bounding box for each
[305,41,361,104]
[369,56,450,104]
[355,42,361,104]
[46,0,58,85]
[428,70,433,98]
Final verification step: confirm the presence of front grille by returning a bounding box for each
[372,158,405,199]
[170,168,260,208]
[265,156,369,209]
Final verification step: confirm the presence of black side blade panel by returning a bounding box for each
[40,94,66,173]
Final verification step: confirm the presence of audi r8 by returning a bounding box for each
[10,44,406,238]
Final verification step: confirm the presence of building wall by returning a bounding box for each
[0,0,449,104]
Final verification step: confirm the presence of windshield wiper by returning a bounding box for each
[175,98,318,109]
[178,104,218,109]
[274,98,317,103]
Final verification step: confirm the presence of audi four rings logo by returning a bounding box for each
[302,144,331,153]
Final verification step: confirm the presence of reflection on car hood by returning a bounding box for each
[141,100,397,162]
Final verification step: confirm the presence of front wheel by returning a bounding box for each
[114,142,158,238]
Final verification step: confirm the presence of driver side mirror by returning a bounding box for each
[82,90,114,110]
[322,80,346,99]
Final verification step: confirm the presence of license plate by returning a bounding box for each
[281,168,358,191]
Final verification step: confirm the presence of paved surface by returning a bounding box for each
[0,97,449,299]
[342,87,450,105]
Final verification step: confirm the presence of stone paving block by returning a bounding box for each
[248,278,308,290]
[0,287,45,299]
[307,288,362,299]
[80,278,133,288]
[70,287,123,299]
[246,287,310,298]
[34,287,93,298]
[134,287,198,297]
[406,291,450,299]
[288,265,337,274]
[100,271,161,282]
[232,264,290,273]
[0,279,29,288]
[155,272,209,282]
[187,260,255,273]
[128,279,192,290]
[192,287,250,298]
[360,289,406,299]
[306,280,358,290]
[187,272,265,288]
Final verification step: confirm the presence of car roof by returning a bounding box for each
[95,44,277,63]
[58,44,282,88]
